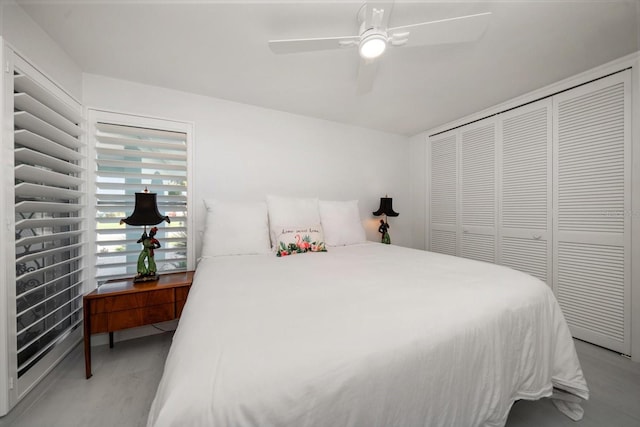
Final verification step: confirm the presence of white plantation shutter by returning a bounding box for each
[460,119,497,263]
[429,132,457,256]
[553,71,631,354]
[12,56,85,388]
[498,99,552,283]
[90,113,191,284]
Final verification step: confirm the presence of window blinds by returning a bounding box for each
[94,121,188,284]
[13,69,85,378]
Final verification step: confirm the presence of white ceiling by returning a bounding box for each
[17,0,639,136]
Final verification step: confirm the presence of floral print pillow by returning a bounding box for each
[274,225,327,257]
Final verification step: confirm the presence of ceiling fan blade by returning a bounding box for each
[356,58,379,95]
[268,36,359,54]
[388,12,491,47]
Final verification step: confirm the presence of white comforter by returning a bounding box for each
[148,243,588,427]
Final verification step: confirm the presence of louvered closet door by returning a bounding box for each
[429,132,458,256]
[499,99,552,284]
[460,119,497,263]
[553,70,631,354]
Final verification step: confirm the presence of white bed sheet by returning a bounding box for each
[148,243,588,427]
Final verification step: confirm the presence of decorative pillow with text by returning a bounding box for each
[273,225,327,257]
[266,195,321,249]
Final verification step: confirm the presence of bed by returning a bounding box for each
[147,198,588,427]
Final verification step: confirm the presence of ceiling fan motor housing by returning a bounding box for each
[357,5,389,59]
[359,29,388,59]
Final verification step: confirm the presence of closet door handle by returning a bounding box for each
[532,234,542,240]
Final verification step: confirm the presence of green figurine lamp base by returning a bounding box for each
[120,189,171,283]
[134,226,161,282]
[378,219,391,244]
[372,196,399,245]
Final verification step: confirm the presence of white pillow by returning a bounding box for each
[266,195,321,246]
[319,200,367,246]
[201,199,271,257]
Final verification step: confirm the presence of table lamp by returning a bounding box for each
[372,196,399,244]
[120,188,171,282]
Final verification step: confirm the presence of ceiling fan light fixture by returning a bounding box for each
[359,32,387,59]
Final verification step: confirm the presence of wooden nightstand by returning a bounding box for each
[83,271,194,379]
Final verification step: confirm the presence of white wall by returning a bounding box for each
[408,132,427,250]
[83,74,413,256]
[0,1,82,101]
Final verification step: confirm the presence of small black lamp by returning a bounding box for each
[120,188,171,282]
[372,196,399,244]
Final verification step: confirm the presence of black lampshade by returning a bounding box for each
[121,192,171,226]
[372,197,399,217]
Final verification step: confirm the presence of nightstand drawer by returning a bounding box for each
[175,286,190,318]
[175,286,190,301]
[90,289,174,314]
[90,302,176,333]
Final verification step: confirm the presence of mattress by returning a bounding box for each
[148,243,588,427]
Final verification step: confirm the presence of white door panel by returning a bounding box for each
[460,119,497,263]
[498,99,552,285]
[553,70,631,354]
[429,132,458,255]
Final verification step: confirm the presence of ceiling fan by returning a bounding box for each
[268,1,491,94]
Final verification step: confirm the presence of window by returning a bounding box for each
[89,111,192,284]
[12,57,85,382]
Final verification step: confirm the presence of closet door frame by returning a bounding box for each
[425,53,640,361]
[631,59,640,362]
